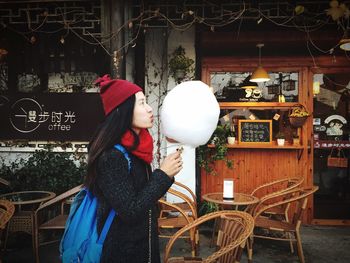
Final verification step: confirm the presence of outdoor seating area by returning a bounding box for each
[0,177,321,263]
[1,219,350,263]
[0,176,348,263]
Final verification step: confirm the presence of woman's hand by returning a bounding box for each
[160,150,183,178]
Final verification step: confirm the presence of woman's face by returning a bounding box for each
[132,91,154,133]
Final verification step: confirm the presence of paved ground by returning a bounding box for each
[2,225,350,262]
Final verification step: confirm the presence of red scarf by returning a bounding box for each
[121,129,153,164]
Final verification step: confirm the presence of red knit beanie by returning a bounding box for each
[95,74,142,116]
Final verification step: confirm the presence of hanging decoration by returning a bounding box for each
[0,1,349,60]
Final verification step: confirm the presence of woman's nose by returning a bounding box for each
[146,104,153,112]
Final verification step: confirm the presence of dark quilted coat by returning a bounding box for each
[94,147,173,263]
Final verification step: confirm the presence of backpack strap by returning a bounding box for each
[97,209,116,244]
[96,144,131,244]
[114,144,131,172]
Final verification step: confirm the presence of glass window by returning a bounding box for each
[313,71,350,220]
[210,71,299,102]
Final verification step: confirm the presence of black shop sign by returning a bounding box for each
[0,93,104,141]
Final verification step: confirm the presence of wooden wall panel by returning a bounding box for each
[201,149,304,195]
[200,56,350,224]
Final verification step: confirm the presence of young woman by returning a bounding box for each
[85,75,183,262]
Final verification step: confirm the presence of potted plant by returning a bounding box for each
[276,131,286,146]
[292,132,300,146]
[168,46,194,82]
[227,126,236,145]
[196,124,233,175]
[289,104,310,128]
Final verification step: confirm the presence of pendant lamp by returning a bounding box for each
[339,38,350,51]
[339,29,350,51]
[241,75,258,89]
[250,43,270,83]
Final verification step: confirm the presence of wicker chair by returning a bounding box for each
[158,187,198,257]
[0,200,15,263]
[33,184,82,263]
[164,210,254,263]
[250,177,304,201]
[171,181,197,214]
[0,178,11,195]
[249,177,304,252]
[247,186,318,263]
[0,178,10,188]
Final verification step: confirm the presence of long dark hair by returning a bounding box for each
[85,95,139,190]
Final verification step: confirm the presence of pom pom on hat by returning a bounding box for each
[95,74,142,115]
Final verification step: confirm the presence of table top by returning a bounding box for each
[202,192,259,206]
[0,191,56,205]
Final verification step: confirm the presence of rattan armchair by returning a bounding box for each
[247,186,318,263]
[158,187,198,256]
[33,184,82,263]
[0,200,15,263]
[164,210,254,263]
[0,178,10,188]
[250,177,304,227]
[172,181,197,213]
[158,188,199,255]
[0,178,11,195]
[249,177,304,252]
[250,177,304,201]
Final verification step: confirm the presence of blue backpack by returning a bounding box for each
[59,144,131,263]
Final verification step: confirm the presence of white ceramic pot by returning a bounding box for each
[227,137,236,145]
[277,138,285,146]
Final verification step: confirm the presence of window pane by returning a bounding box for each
[210,71,299,102]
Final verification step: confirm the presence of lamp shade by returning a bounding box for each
[339,38,350,51]
[241,75,258,89]
[250,66,270,83]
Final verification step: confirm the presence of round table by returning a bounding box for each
[0,190,56,236]
[0,191,56,211]
[202,192,260,246]
[0,191,56,206]
[202,192,259,210]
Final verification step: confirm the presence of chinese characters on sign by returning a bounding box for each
[0,94,104,141]
[314,140,350,149]
[10,98,77,133]
[238,120,272,144]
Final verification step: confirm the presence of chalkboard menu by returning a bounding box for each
[238,120,272,144]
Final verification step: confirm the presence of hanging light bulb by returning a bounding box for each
[60,36,65,44]
[339,30,350,51]
[30,36,36,44]
[313,81,320,95]
[250,43,270,83]
[338,27,350,51]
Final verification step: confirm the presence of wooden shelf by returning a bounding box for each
[219,102,299,110]
[208,142,304,149]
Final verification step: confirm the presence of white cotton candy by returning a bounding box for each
[160,81,220,148]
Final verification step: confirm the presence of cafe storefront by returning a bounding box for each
[0,0,349,224]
